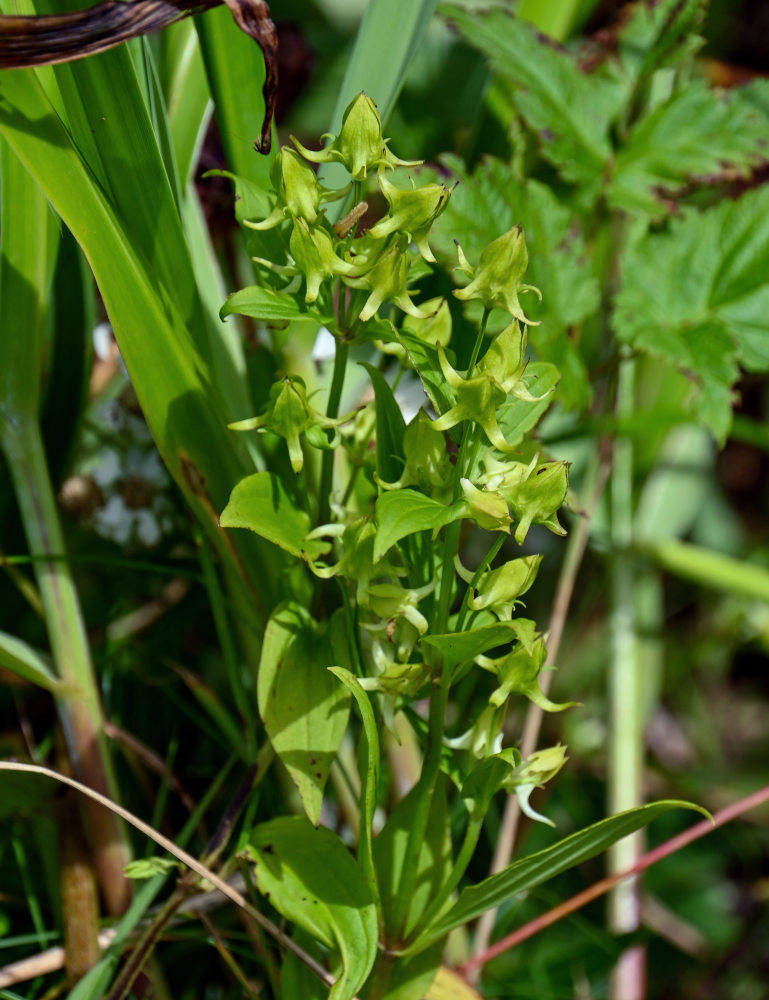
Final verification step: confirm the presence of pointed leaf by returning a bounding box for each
[374,490,464,562]
[413,799,707,949]
[221,285,333,324]
[360,362,406,484]
[257,604,350,825]
[244,817,378,1000]
[421,620,537,671]
[221,472,330,561]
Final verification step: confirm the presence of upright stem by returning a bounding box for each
[317,338,350,528]
[2,418,131,915]
[608,353,645,1000]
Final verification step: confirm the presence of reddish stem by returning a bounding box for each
[459,783,769,976]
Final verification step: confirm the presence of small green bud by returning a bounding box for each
[244,148,325,231]
[454,226,542,325]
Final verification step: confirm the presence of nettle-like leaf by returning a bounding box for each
[614,185,769,441]
[615,0,707,84]
[424,155,598,408]
[609,80,769,215]
[244,817,377,1000]
[440,5,626,193]
[257,603,351,825]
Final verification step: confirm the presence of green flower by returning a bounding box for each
[454,226,542,325]
[431,343,513,452]
[289,218,359,302]
[501,745,569,827]
[344,235,434,322]
[476,635,575,712]
[292,93,419,182]
[481,453,569,544]
[229,376,351,473]
[244,147,333,230]
[367,170,451,262]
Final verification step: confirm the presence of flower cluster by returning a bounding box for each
[245,93,451,329]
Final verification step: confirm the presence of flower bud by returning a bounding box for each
[368,171,451,261]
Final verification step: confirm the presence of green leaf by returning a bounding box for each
[257,604,351,825]
[614,186,769,440]
[374,490,464,562]
[221,285,333,324]
[329,668,380,906]
[609,81,769,215]
[0,631,72,694]
[615,0,707,83]
[413,799,707,950]
[421,620,537,671]
[424,155,596,408]
[360,362,406,484]
[373,776,452,938]
[220,472,330,562]
[244,817,378,1000]
[441,5,625,192]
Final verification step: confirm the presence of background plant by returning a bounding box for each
[0,1,768,999]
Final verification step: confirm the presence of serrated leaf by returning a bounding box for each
[257,604,350,825]
[412,799,707,951]
[421,619,537,671]
[441,5,625,191]
[614,186,769,440]
[609,81,769,215]
[244,817,377,1000]
[220,472,330,561]
[221,284,332,324]
[360,362,406,483]
[616,0,707,82]
[373,776,453,939]
[374,490,464,562]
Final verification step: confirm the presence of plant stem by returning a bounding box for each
[2,417,131,916]
[608,353,645,1000]
[317,337,350,528]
